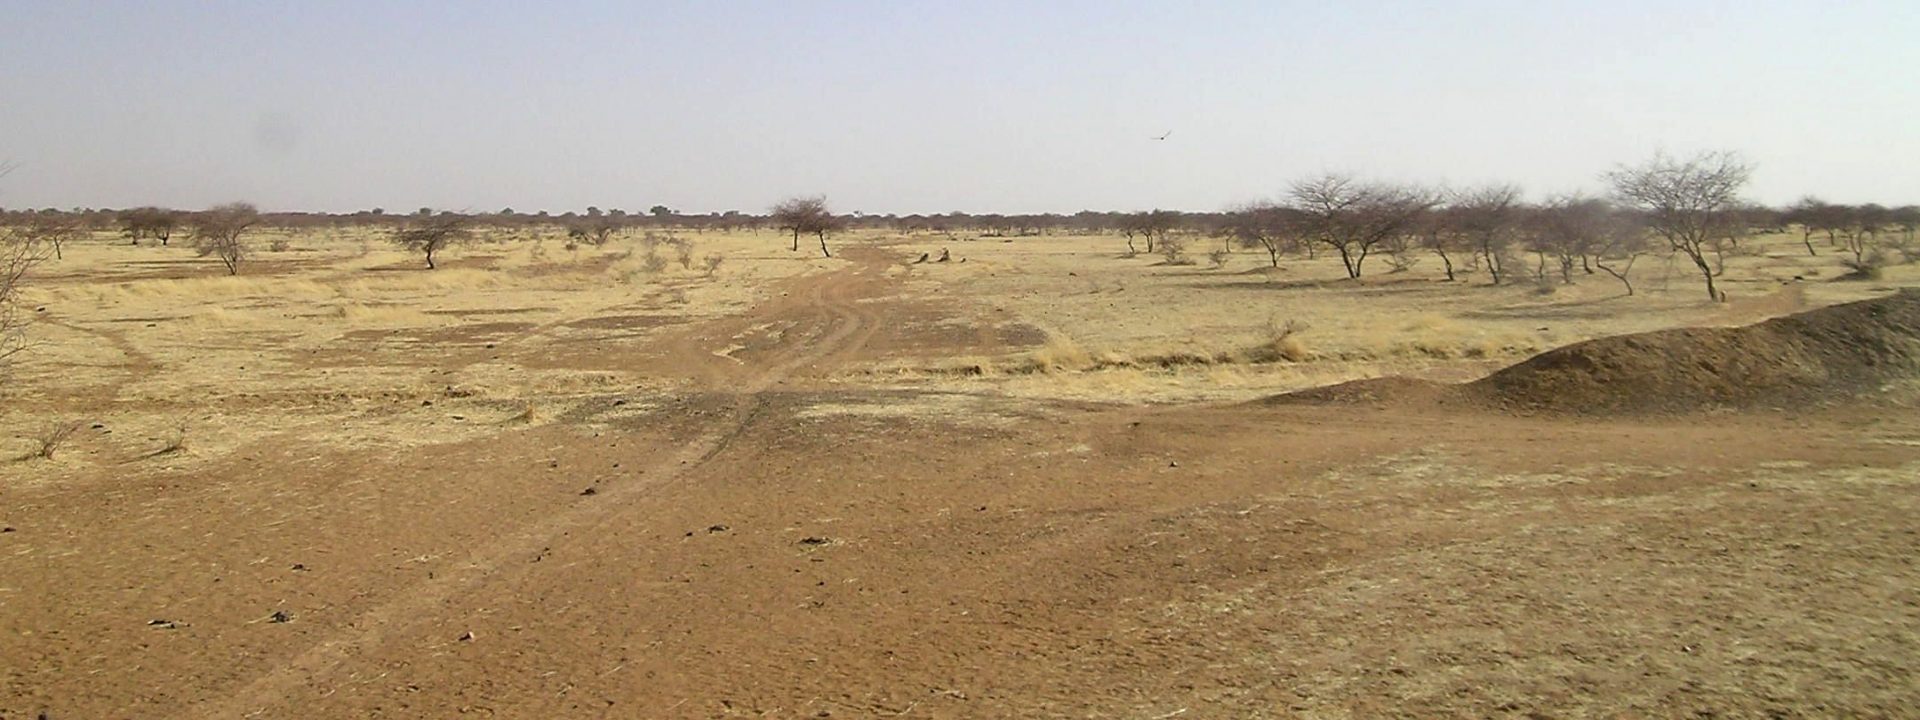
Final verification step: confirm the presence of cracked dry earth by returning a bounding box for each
[4,246,1920,718]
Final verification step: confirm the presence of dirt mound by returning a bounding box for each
[1270,290,1920,415]
[1265,375,1457,408]
[1473,289,1920,414]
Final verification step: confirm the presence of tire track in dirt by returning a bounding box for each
[29,317,162,403]
[188,253,892,720]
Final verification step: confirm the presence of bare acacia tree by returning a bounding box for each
[22,216,84,261]
[0,161,27,372]
[393,214,473,269]
[1892,205,1920,263]
[119,207,181,246]
[566,216,620,247]
[1222,202,1296,267]
[1530,196,1645,292]
[191,203,259,275]
[771,196,838,257]
[1446,185,1523,285]
[1117,213,1146,255]
[1591,208,1652,296]
[1141,210,1181,254]
[3,158,46,371]
[1288,174,1434,279]
[1606,151,1752,301]
[2,226,51,373]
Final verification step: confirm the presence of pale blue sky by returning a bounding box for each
[2,1,1915,213]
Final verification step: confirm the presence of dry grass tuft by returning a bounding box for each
[21,419,84,461]
[1242,317,1311,363]
[1025,335,1094,373]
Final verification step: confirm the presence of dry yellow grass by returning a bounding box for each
[869,229,1916,403]
[0,227,842,479]
[3,225,1916,476]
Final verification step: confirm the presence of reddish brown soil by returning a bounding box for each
[1277,289,1920,417]
[1474,288,1920,414]
[5,249,1920,718]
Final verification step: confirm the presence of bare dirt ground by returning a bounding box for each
[3,229,1919,718]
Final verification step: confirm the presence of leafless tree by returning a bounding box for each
[119,207,181,246]
[392,214,473,269]
[1606,151,1752,301]
[1288,174,1435,279]
[2,225,52,373]
[1157,235,1193,265]
[1592,217,1653,296]
[1890,206,1920,263]
[1141,210,1182,254]
[190,203,258,276]
[771,196,839,257]
[1117,213,1145,255]
[21,216,84,261]
[566,216,620,247]
[1828,204,1891,277]
[1444,185,1524,285]
[1415,205,1465,281]
[1221,202,1296,268]
[1892,206,1919,241]
[1530,196,1642,291]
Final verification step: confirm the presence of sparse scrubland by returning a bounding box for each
[4,168,1920,717]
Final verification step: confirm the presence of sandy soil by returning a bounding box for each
[2,228,1918,718]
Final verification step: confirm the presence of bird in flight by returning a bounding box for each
[1151,130,1172,141]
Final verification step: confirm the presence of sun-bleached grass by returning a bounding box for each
[0,226,835,479]
[331,303,436,326]
[877,229,1919,404]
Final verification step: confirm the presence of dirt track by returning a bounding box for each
[5,245,1920,718]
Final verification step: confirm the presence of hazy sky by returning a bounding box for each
[2,1,1916,214]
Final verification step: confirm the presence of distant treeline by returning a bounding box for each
[3,200,1914,239]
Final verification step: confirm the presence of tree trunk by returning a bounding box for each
[1436,248,1455,281]
[818,231,830,258]
[1685,246,1720,301]
[791,229,800,252]
[1802,229,1818,256]
[1595,255,1637,296]
[426,248,436,269]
